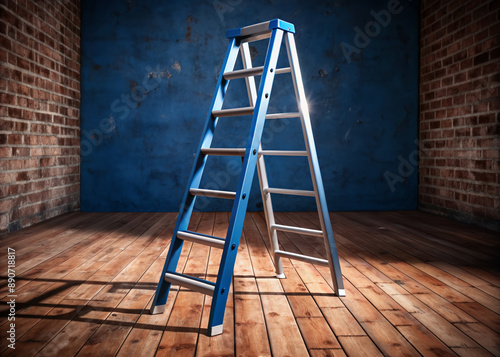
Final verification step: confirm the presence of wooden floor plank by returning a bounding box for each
[75,215,178,356]
[0,210,497,356]
[454,322,500,356]
[233,214,272,357]
[388,291,485,350]
[116,213,203,357]
[233,277,271,357]
[337,336,384,357]
[296,316,341,349]
[1,212,124,278]
[0,213,152,354]
[325,212,497,345]
[309,348,347,357]
[454,301,500,333]
[396,324,457,357]
[256,278,309,357]
[340,281,421,357]
[242,213,275,278]
[34,213,172,356]
[429,260,500,298]
[0,213,134,298]
[293,212,483,356]
[0,211,80,247]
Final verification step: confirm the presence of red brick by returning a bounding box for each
[7,133,23,145]
[472,101,489,113]
[441,97,453,107]
[1,0,81,233]
[483,149,500,159]
[0,92,16,105]
[420,0,500,224]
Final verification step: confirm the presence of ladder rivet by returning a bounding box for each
[253,149,257,155]
[265,93,269,98]
[242,193,246,199]
[221,288,225,295]
[270,68,273,73]
[231,244,236,250]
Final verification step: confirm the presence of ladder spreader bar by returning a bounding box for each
[264,187,315,197]
[164,272,215,296]
[274,250,329,266]
[212,106,254,117]
[224,66,291,80]
[189,188,236,200]
[177,231,225,248]
[271,223,323,237]
[259,150,307,156]
[265,112,300,119]
[201,148,246,156]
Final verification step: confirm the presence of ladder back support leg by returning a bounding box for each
[150,19,345,337]
[285,31,345,296]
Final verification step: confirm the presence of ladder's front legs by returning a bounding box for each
[207,28,285,336]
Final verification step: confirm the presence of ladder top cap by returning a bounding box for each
[226,19,295,39]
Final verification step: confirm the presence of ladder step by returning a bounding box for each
[264,187,315,197]
[265,112,300,119]
[164,272,215,296]
[201,148,246,156]
[259,150,308,156]
[177,230,225,248]
[226,19,295,42]
[190,188,236,200]
[224,66,291,80]
[212,106,254,117]
[271,224,323,237]
[274,250,329,267]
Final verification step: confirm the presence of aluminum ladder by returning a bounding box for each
[150,18,345,336]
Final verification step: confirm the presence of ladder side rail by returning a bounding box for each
[284,32,345,296]
[240,42,285,278]
[207,29,285,335]
[150,38,241,313]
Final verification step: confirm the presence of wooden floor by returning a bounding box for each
[0,211,498,356]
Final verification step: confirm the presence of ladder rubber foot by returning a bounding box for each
[337,289,346,297]
[150,304,166,315]
[208,324,223,336]
[276,273,286,279]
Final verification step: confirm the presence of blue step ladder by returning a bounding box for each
[150,19,345,336]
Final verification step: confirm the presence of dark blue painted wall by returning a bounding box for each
[81,0,419,212]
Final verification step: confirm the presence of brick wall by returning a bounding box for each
[419,0,500,230]
[0,0,81,233]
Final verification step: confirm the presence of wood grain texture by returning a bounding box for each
[0,210,497,356]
